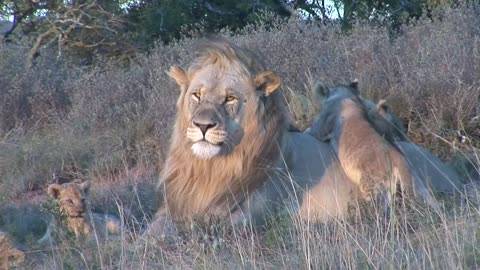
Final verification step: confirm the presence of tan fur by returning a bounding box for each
[160,37,290,222]
[0,232,24,270]
[364,97,461,193]
[309,82,416,202]
[39,181,122,244]
[338,99,415,200]
[309,81,462,194]
[47,181,92,237]
[149,37,461,236]
[149,37,360,233]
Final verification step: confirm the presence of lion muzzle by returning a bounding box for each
[193,121,217,136]
[188,108,229,159]
[188,123,226,159]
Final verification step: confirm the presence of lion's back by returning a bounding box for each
[396,141,463,193]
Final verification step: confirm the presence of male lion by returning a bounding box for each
[38,181,122,244]
[0,231,24,270]
[148,37,362,234]
[309,81,463,195]
[308,81,418,204]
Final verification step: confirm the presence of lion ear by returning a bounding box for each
[79,181,91,195]
[348,79,360,96]
[376,99,389,115]
[167,65,188,91]
[312,81,330,100]
[47,184,64,199]
[254,71,281,97]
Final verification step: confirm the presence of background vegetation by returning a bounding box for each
[0,0,479,269]
[0,0,461,65]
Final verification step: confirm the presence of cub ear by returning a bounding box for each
[349,79,358,88]
[47,184,64,199]
[167,65,189,91]
[348,79,359,96]
[376,99,389,115]
[254,71,281,97]
[79,180,91,195]
[312,81,331,100]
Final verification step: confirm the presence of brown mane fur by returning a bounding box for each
[161,38,290,222]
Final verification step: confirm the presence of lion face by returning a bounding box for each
[185,66,248,159]
[168,63,280,159]
[47,181,90,219]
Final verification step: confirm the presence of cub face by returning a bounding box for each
[47,181,90,219]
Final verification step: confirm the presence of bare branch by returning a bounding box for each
[28,28,58,67]
[25,0,132,67]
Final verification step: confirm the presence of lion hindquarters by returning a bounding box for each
[297,162,360,222]
[396,141,463,193]
[90,213,122,237]
[338,134,417,206]
[389,152,416,199]
[106,220,121,235]
[386,160,440,210]
[372,151,417,204]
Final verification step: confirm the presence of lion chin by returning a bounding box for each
[191,141,222,159]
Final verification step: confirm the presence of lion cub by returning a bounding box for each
[38,181,122,244]
[309,81,416,204]
[0,231,24,270]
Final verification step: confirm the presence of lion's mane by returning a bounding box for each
[160,38,291,222]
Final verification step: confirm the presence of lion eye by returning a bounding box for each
[225,96,236,102]
[192,92,201,100]
[66,199,73,204]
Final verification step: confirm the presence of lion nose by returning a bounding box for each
[193,121,217,136]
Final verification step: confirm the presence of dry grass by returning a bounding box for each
[0,2,479,269]
[7,195,480,269]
